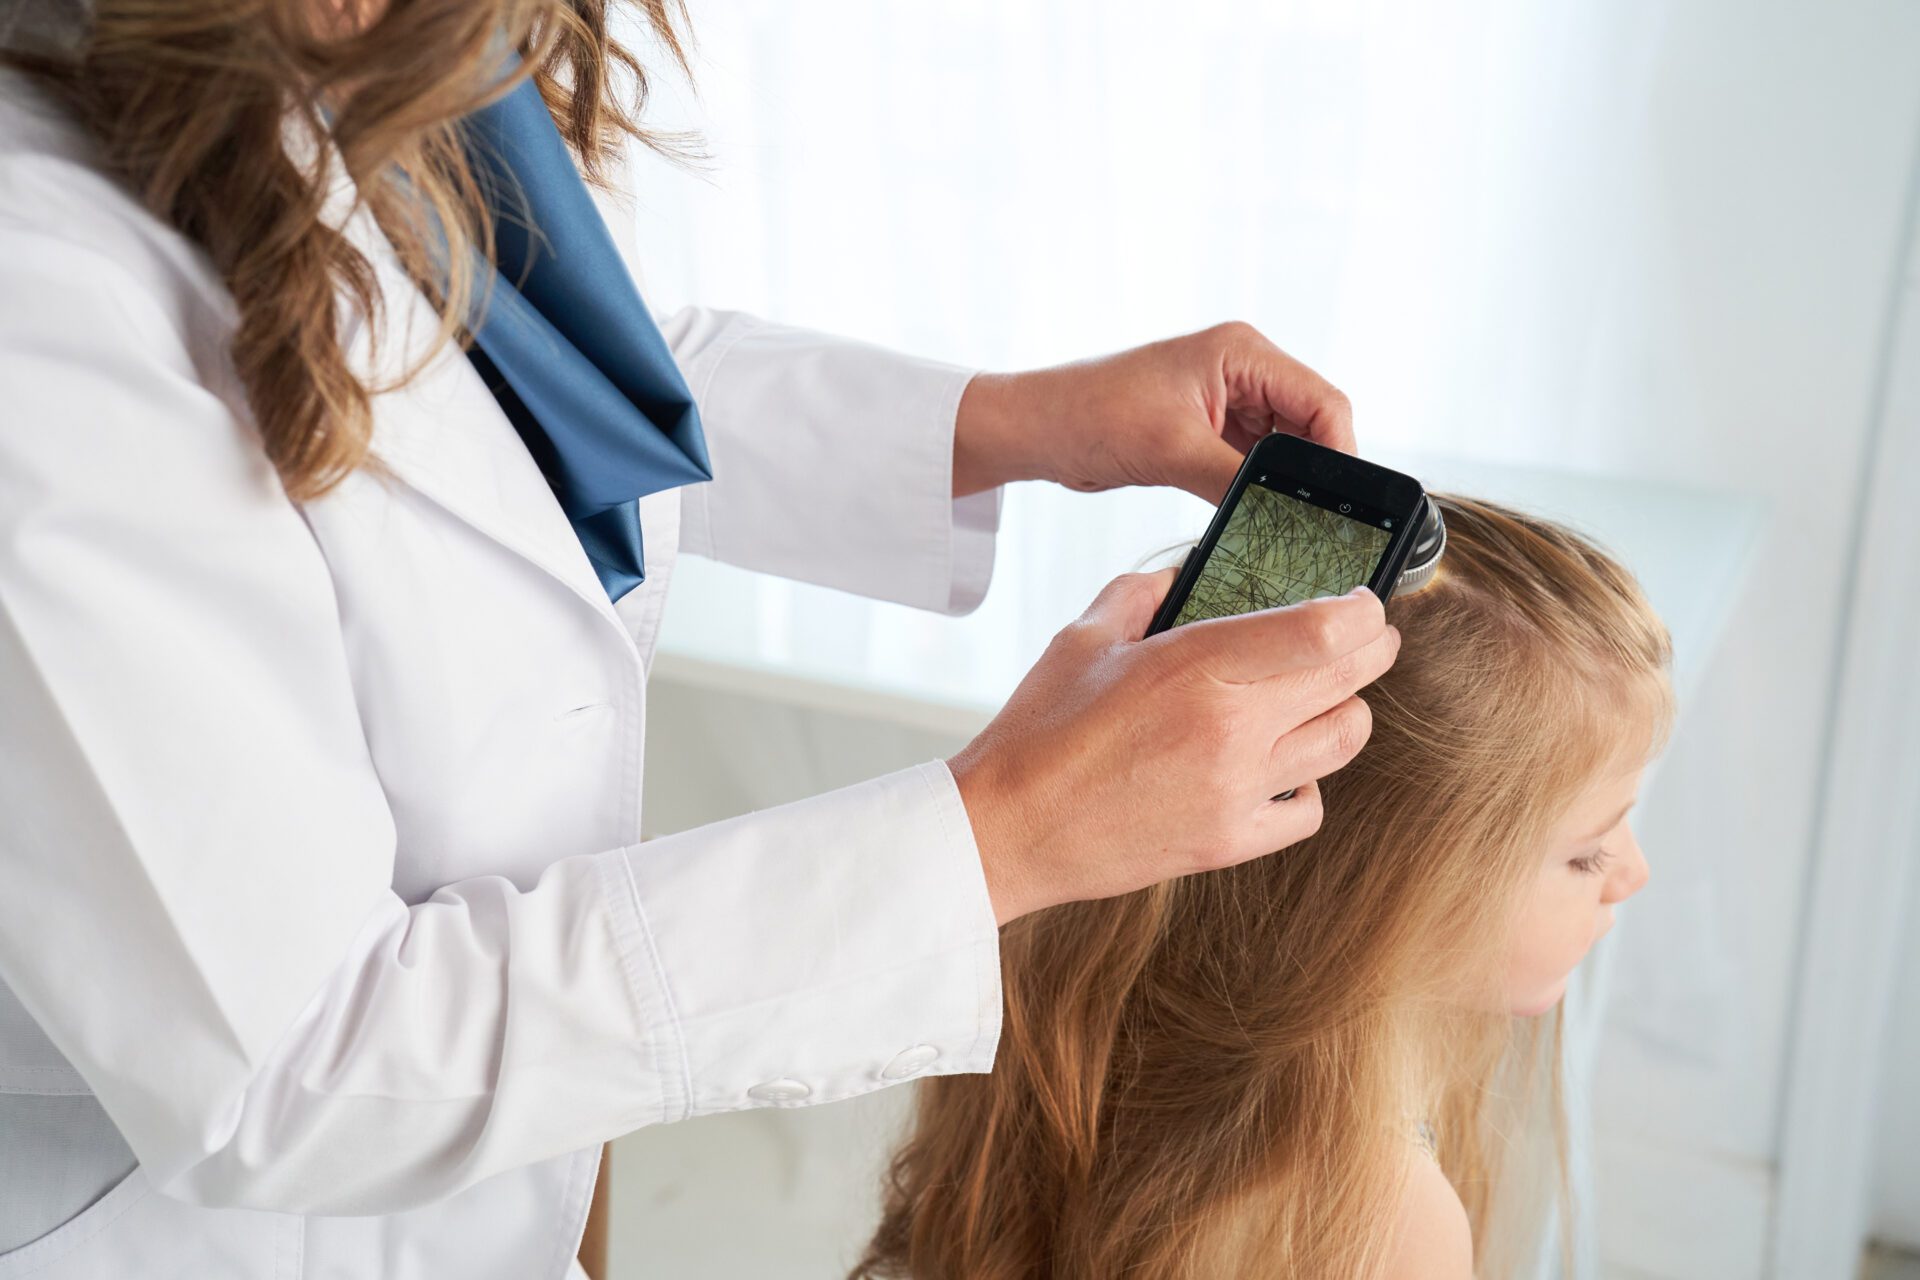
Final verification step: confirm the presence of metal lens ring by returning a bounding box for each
[1395,500,1447,595]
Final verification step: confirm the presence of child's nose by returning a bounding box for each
[1603,827,1650,904]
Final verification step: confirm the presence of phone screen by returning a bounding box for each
[1169,482,1395,628]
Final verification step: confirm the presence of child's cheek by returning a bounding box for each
[1506,898,1594,1014]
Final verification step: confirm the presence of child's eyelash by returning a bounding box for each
[1570,847,1613,876]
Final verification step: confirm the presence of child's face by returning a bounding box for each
[1505,760,1651,1017]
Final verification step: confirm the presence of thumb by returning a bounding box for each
[1079,566,1182,642]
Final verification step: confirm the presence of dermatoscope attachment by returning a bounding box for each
[1395,498,1446,595]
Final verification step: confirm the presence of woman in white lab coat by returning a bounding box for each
[0,4,1398,1278]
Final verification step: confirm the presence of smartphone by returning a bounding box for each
[1146,433,1430,636]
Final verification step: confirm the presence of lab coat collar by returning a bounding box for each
[316,132,631,633]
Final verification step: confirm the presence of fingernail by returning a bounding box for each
[1348,585,1374,599]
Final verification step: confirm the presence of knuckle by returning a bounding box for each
[1136,568,1176,602]
[1097,574,1140,610]
[1294,790,1326,837]
[1205,319,1258,351]
[1303,609,1346,657]
[1323,647,1362,690]
[1056,616,1100,650]
[1093,570,1145,608]
[1332,697,1373,760]
[1120,570,1170,615]
[1054,618,1115,667]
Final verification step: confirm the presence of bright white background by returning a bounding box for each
[614,2,1920,1276]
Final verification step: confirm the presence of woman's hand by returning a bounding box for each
[952,322,1356,504]
[950,567,1398,925]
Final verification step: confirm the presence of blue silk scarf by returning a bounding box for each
[457,71,712,600]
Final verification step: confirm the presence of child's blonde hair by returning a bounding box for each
[854,494,1675,1280]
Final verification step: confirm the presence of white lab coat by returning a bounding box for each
[0,68,1004,1279]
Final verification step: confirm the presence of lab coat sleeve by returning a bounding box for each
[659,307,1004,617]
[0,229,1000,1216]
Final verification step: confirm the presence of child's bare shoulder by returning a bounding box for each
[1382,1148,1472,1280]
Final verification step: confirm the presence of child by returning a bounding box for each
[853,495,1673,1280]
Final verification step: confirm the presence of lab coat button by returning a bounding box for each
[880,1045,940,1080]
[747,1078,812,1103]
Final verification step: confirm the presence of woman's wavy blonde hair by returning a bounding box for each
[855,494,1675,1280]
[2,0,689,499]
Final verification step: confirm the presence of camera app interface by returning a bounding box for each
[1172,482,1393,627]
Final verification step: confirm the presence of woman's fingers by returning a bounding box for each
[1224,610,1398,750]
[1251,781,1325,854]
[1198,693,1373,874]
[1265,695,1374,800]
[1215,322,1358,455]
[1158,586,1392,685]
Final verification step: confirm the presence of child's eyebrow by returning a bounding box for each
[1578,799,1638,843]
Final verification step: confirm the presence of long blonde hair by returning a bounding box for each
[2,0,689,499]
[855,494,1676,1279]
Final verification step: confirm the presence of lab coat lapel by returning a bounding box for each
[335,191,629,630]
